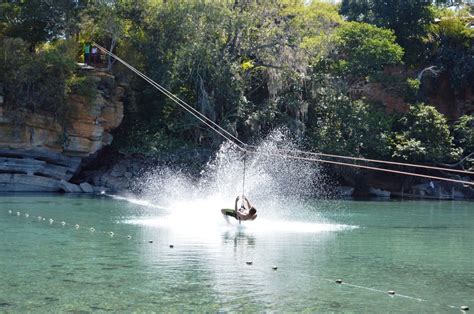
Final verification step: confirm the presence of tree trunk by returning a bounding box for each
[107,38,116,71]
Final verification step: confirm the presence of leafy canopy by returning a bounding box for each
[332,21,404,79]
[453,115,474,155]
[340,0,434,63]
[390,104,461,162]
[0,0,86,50]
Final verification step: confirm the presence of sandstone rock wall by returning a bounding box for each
[362,66,474,120]
[0,69,124,192]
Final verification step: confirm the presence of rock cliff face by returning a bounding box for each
[363,66,474,120]
[0,70,124,192]
[423,72,474,120]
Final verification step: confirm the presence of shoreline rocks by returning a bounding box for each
[0,70,124,193]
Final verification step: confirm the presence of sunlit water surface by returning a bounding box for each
[1,194,473,312]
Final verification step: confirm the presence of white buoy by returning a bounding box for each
[42,218,45,221]
[109,231,114,237]
[127,235,132,240]
[16,211,20,216]
[100,191,106,195]
[38,216,42,221]
[61,221,66,226]
[25,213,29,218]
[90,227,95,232]
[49,219,54,224]
[75,224,80,229]
[8,210,12,214]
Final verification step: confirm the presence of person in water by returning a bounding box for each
[221,195,257,222]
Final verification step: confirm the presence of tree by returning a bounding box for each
[331,21,404,80]
[81,0,132,70]
[0,37,78,118]
[340,0,434,63]
[113,1,343,149]
[428,9,474,90]
[453,115,474,155]
[390,104,460,162]
[307,89,391,158]
[0,0,86,50]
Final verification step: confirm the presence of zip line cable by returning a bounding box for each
[246,145,474,176]
[93,43,474,186]
[93,43,246,149]
[94,41,470,176]
[245,149,474,186]
[94,44,255,195]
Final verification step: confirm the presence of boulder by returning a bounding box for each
[0,174,60,192]
[102,175,129,192]
[59,180,82,193]
[79,182,94,193]
[451,188,465,200]
[93,186,109,193]
[369,187,391,197]
[337,186,354,197]
[411,182,452,199]
[89,170,106,186]
[111,163,126,177]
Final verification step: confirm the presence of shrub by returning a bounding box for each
[307,90,391,158]
[390,104,461,162]
[332,21,404,79]
[0,37,85,121]
[453,115,474,155]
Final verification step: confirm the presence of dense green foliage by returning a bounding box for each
[0,1,92,121]
[307,91,391,158]
[428,8,474,90]
[0,38,77,117]
[390,104,461,162]
[453,115,474,154]
[0,0,85,50]
[332,22,404,79]
[1,0,473,166]
[109,1,406,154]
[340,0,433,63]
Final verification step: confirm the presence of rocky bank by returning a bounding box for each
[0,69,124,192]
[0,67,472,199]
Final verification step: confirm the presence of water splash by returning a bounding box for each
[122,129,354,234]
[136,130,333,209]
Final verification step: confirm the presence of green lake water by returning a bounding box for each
[0,194,473,312]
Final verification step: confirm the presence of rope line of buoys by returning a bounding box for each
[322,278,468,311]
[5,209,181,249]
[6,209,138,242]
[325,278,425,301]
[240,262,468,311]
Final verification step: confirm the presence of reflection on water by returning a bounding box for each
[222,230,256,247]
